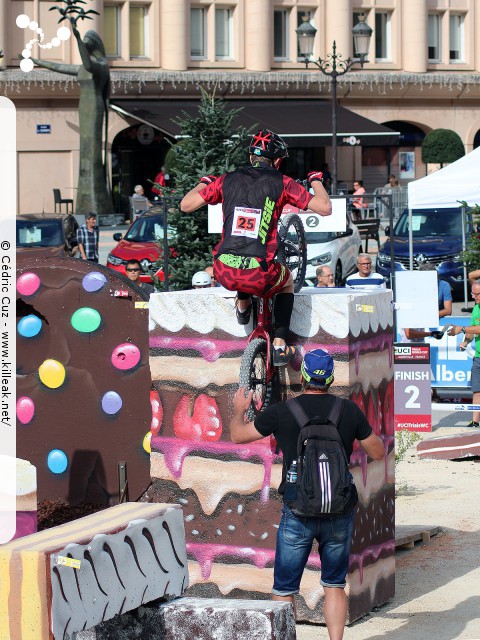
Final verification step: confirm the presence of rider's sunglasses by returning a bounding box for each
[126,267,141,272]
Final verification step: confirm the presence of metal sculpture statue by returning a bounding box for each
[31,1,111,214]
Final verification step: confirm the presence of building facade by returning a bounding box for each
[1,0,480,214]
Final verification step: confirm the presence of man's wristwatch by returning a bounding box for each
[462,327,466,334]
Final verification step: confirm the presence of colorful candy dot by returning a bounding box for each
[111,343,141,371]
[17,314,42,338]
[143,431,152,454]
[17,272,41,296]
[82,272,107,293]
[47,449,68,474]
[71,307,101,333]
[16,397,35,424]
[101,391,123,415]
[39,359,66,389]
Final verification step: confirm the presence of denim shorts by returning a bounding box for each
[272,504,355,595]
[471,357,480,393]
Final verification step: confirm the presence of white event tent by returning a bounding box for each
[408,146,480,209]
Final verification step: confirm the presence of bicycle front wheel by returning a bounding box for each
[277,213,307,293]
[239,338,275,421]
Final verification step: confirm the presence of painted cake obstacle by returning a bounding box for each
[0,503,188,640]
[148,289,395,624]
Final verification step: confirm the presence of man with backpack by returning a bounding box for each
[230,348,385,640]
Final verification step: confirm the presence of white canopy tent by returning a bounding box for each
[406,146,480,305]
[408,146,480,209]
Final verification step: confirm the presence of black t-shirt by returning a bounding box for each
[254,393,373,493]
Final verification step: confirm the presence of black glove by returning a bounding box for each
[307,171,324,188]
[430,330,444,340]
[199,175,217,185]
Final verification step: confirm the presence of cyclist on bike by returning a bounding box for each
[181,129,332,366]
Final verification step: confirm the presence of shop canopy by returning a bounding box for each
[111,98,399,147]
[408,146,480,209]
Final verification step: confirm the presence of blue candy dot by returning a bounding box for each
[101,391,123,415]
[17,314,42,338]
[82,272,107,293]
[47,449,68,474]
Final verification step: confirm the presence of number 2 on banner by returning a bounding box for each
[405,385,421,409]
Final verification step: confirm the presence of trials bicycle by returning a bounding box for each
[238,213,307,420]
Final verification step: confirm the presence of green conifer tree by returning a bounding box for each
[164,89,250,290]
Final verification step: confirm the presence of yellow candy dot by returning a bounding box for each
[38,359,66,389]
[142,431,152,454]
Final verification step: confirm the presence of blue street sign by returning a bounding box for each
[36,124,51,134]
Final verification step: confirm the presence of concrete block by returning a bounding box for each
[74,597,296,640]
[0,503,188,640]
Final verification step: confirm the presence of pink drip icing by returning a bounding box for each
[187,540,393,582]
[350,435,394,486]
[151,436,281,502]
[149,333,393,366]
[349,540,395,583]
[186,542,321,580]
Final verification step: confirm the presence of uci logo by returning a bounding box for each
[395,346,411,355]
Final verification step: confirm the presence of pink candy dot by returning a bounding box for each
[17,272,41,296]
[16,397,35,425]
[111,343,141,370]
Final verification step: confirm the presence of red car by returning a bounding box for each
[106,208,174,282]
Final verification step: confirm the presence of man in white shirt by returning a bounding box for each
[345,254,386,289]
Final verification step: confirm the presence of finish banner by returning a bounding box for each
[394,343,432,432]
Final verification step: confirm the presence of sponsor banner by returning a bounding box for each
[394,343,430,364]
[396,317,472,388]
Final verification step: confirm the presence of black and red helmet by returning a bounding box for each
[249,129,289,161]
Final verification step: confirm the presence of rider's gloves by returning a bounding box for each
[430,330,444,340]
[307,171,324,188]
[199,175,217,185]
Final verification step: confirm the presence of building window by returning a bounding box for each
[274,9,289,60]
[216,8,233,59]
[375,12,391,61]
[428,14,442,62]
[130,6,147,57]
[191,7,207,58]
[104,5,120,57]
[449,14,464,62]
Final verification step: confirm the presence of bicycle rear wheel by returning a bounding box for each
[239,338,275,421]
[277,213,307,293]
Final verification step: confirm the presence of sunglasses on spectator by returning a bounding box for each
[126,267,141,272]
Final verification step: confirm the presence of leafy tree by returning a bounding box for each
[161,88,250,290]
[459,201,480,270]
[421,129,465,167]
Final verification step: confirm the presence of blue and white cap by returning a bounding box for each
[300,348,335,385]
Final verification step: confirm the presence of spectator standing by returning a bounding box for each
[447,280,480,428]
[204,265,220,287]
[382,174,397,192]
[77,212,99,263]
[345,254,386,289]
[230,349,384,639]
[315,265,335,288]
[152,166,169,197]
[125,259,154,296]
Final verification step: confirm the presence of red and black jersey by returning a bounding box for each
[199,165,312,262]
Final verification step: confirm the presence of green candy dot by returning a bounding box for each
[71,307,101,333]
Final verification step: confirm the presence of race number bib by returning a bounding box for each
[231,207,261,239]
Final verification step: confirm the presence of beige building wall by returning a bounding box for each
[3,0,480,211]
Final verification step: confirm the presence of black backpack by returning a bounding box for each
[283,396,358,518]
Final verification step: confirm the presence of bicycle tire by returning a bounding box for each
[277,213,307,292]
[239,338,275,421]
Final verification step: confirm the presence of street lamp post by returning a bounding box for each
[296,15,373,194]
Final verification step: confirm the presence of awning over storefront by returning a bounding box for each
[111,99,399,147]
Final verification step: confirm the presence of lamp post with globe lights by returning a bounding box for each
[296,14,373,194]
